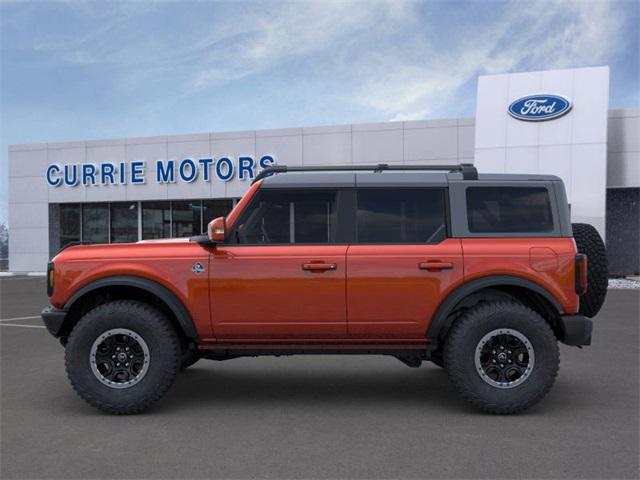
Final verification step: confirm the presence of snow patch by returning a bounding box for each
[608,278,640,289]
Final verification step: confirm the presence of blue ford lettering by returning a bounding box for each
[508,94,572,121]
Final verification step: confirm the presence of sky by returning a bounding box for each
[1,0,638,225]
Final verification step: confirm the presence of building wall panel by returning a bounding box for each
[5,79,637,272]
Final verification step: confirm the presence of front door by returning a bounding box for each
[346,188,463,338]
[210,188,348,339]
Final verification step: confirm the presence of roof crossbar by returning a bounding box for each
[252,163,478,184]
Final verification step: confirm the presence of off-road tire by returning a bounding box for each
[572,223,608,318]
[444,301,559,414]
[180,346,200,370]
[65,300,181,414]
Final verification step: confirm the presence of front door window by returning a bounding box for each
[232,190,337,244]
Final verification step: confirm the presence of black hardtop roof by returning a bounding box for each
[258,164,561,189]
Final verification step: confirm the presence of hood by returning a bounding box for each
[52,237,198,263]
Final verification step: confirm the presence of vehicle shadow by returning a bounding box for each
[158,360,472,413]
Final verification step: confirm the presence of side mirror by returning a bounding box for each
[207,216,226,243]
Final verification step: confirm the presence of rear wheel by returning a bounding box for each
[572,223,608,317]
[65,300,181,414]
[444,301,559,414]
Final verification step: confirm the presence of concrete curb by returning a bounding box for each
[0,272,46,277]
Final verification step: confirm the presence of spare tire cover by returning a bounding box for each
[572,223,608,318]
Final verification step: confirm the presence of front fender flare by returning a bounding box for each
[64,275,197,338]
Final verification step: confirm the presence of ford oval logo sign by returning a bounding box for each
[508,94,572,121]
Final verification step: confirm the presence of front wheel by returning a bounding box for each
[444,301,559,414]
[65,300,181,414]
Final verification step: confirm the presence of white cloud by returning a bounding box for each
[21,1,416,92]
[189,1,415,89]
[9,0,629,121]
[350,0,626,121]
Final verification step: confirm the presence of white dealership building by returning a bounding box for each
[7,66,640,274]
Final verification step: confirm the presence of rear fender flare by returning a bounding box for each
[65,275,197,338]
[427,275,564,342]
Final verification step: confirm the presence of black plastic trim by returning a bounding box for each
[41,305,68,338]
[559,314,593,346]
[64,275,198,338]
[427,275,565,341]
[190,234,217,247]
[200,348,433,358]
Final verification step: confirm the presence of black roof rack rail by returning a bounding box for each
[252,163,478,184]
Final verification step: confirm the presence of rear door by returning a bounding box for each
[346,187,463,338]
[210,188,349,339]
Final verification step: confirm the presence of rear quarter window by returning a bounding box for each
[466,187,554,233]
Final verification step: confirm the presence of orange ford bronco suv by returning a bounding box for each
[42,164,608,414]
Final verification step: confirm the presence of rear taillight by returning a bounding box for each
[47,261,55,296]
[575,254,588,295]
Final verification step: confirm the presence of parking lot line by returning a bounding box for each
[0,315,41,322]
[0,323,45,329]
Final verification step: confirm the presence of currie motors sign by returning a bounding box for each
[45,155,276,187]
[508,94,572,121]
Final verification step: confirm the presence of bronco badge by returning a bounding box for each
[191,262,205,274]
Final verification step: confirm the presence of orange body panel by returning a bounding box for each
[50,240,212,336]
[208,245,348,339]
[461,238,579,314]
[50,235,579,343]
[346,239,463,338]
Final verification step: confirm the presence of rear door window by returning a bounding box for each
[466,187,554,233]
[355,189,446,243]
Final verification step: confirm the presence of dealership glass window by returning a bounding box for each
[49,198,248,246]
[233,190,337,244]
[466,187,553,233]
[59,204,81,248]
[110,202,138,243]
[356,189,446,243]
[172,201,202,238]
[82,203,109,244]
[142,201,170,239]
[202,199,234,233]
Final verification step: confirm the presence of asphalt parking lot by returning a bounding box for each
[1,277,638,479]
